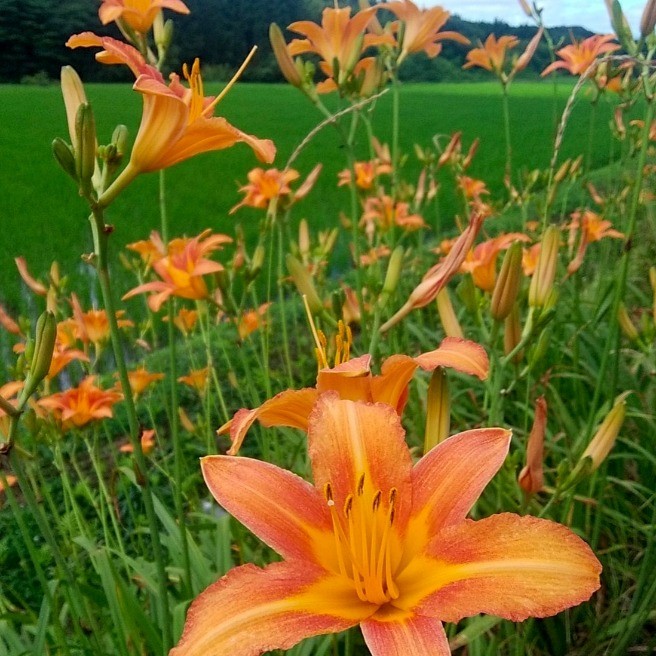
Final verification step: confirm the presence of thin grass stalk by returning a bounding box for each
[501,84,513,187]
[276,220,295,387]
[88,206,172,651]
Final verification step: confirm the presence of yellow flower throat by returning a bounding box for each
[324,474,399,606]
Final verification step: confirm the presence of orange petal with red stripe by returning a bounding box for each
[361,614,450,656]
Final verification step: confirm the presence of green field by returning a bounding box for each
[0,80,617,311]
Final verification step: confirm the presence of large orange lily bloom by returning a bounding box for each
[541,34,620,77]
[66,33,275,205]
[173,395,601,655]
[385,1,469,64]
[99,0,190,34]
[219,335,489,455]
[123,230,231,311]
[464,34,519,74]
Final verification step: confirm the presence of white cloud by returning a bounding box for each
[420,0,646,35]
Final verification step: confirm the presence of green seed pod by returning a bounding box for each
[52,138,78,181]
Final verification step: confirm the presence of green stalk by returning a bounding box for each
[584,83,654,437]
[501,83,513,188]
[88,206,172,651]
[276,220,294,387]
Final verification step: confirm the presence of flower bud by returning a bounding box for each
[553,159,571,184]
[60,66,87,150]
[618,303,639,341]
[75,103,97,195]
[436,288,463,338]
[52,137,78,182]
[298,219,311,261]
[518,396,547,495]
[286,254,322,313]
[423,367,450,453]
[518,0,533,17]
[529,225,559,308]
[270,23,302,87]
[528,326,551,370]
[248,244,266,281]
[378,246,404,308]
[491,241,523,321]
[580,393,628,472]
[641,0,656,36]
[22,311,56,401]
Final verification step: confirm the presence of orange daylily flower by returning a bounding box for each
[38,376,123,430]
[566,209,624,275]
[287,6,391,90]
[522,242,541,276]
[361,195,426,237]
[123,230,231,311]
[178,367,210,395]
[124,367,165,398]
[541,34,620,77]
[230,164,321,214]
[0,303,22,336]
[119,428,157,455]
[98,0,190,34]
[66,34,275,205]
[219,333,489,455]
[460,233,530,292]
[464,34,519,74]
[0,473,18,497]
[163,307,199,336]
[70,293,134,350]
[385,1,469,64]
[237,303,271,340]
[338,160,392,190]
[174,394,601,656]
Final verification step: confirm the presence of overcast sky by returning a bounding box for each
[425,0,646,34]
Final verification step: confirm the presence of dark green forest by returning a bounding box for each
[0,0,592,83]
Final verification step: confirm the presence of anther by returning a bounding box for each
[357,473,365,496]
[324,482,334,505]
[344,495,353,517]
[372,490,382,511]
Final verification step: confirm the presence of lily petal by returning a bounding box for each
[218,387,318,456]
[201,455,331,564]
[413,337,489,380]
[401,513,601,622]
[361,614,451,656]
[171,561,371,656]
[405,428,511,556]
[307,395,413,531]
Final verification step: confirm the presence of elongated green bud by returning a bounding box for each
[618,303,639,341]
[491,241,523,321]
[641,0,656,36]
[529,226,559,308]
[424,367,450,453]
[286,254,322,313]
[580,393,628,473]
[22,310,56,401]
[75,103,97,195]
[52,137,78,181]
[378,246,404,308]
[436,288,463,338]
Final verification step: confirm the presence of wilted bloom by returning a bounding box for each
[381,211,484,332]
[541,35,620,77]
[67,34,275,205]
[230,164,321,215]
[123,230,231,311]
[219,329,488,455]
[98,0,189,34]
[178,367,210,396]
[518,396,547,495]
[38,376,123,430]
[119,428,157,455]
[174,394,601,656]
[385,1,469,65]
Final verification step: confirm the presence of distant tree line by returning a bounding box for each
[0,0,592,84]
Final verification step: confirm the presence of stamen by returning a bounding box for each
[357,473,365,496]
[303,295,328,370]
[203,46,258,117]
